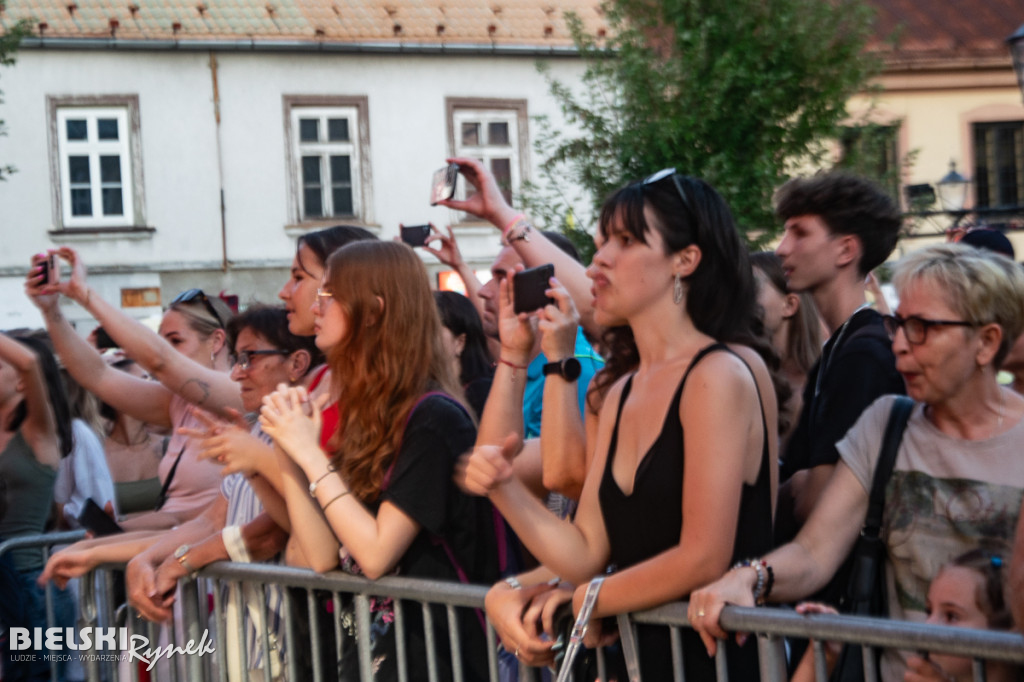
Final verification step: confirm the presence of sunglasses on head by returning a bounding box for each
[643,167,694,215]
[170,288,226,328]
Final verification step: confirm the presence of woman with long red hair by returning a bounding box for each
[260,240,500,681]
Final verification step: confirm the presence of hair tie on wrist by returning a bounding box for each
[502,213,526,237]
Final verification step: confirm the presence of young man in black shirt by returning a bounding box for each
[773,172,906,540]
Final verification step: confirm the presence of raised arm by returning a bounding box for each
[474,274,534,446]
[32,248,243,419]
[1010,496,1024,632]
[0,332,61,469]
[537,280,591,498]
[438,157,600,339]
[421,223,487,320]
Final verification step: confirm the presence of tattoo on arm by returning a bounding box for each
[179,378,212,405]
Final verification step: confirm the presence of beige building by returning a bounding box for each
[855,0,1024,257]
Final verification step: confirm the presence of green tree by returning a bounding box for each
[521,0,882,255]
[0,1,30,181]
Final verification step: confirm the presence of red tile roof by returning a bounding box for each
[0,0,1018,69]
[1,0,610,47]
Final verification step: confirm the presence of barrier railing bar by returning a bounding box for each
[395,596,409,682]
[484,622,499,682]
[211,576,228,682]
[281,586,299,682]
[757,633,788,682]
[257,581,272,679]
[446,603,464,682]
[715,638,729,681]
[354,592,373,682]
[973,658,986,681]
[308,588,324,682]
[811,640,828,682]
[669,624,686,682]
[331,591,345,674]
[422,600,440,682]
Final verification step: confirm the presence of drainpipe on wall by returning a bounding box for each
[209,52,228,272]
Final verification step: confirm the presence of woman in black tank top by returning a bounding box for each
[458,170,778,680]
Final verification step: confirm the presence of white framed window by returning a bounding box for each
[284,97,371,226]
[56,107,133,227]
[447,99,528,210]
[48,96,145,232]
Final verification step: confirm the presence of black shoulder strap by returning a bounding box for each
[863,396,914,536]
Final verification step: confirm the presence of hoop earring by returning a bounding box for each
[673,274,684,305]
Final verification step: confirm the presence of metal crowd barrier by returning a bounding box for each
[4,532,1024,682]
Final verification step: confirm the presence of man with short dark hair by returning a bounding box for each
[774,172,906,538]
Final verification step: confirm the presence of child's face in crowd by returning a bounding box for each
[924,566,989,678]
[279,243,323,336]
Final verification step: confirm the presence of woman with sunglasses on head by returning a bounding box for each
[26,247,236,530]
[691,243,1024,681]
[457,170,777,680]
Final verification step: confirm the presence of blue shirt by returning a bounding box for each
[522,328,604,439]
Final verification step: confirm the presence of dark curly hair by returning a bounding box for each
[774,172,901,277]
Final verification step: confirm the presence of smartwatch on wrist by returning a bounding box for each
[542,357,582,382]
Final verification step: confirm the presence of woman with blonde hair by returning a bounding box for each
[691,243,1024,681]
[261,240,501,681]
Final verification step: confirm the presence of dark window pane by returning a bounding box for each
[66,119,87,141]
[327,118,349,142]
[299,119,319,143]
[488,122,509,146]
[100,155,121,183]
[102,187,124,216]
[71,188,92,216]
[491,158,512,204]
[302,156,321,184]
[304,188,323,218]
[461,122,480,146]
[332,188,353,216]
[973,121,1024,209]
[330,155,351,184]
[69,156,91,184]
[97,118,119,140]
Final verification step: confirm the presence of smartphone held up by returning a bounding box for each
[430,163,459,206]
[512,264,555,315]
[400,224,432,247]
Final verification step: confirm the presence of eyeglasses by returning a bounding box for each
[170,288,227,328]
[643,167,694,214]
[233,349,288,371]
[316,288,335,311]
[881,314,974,345]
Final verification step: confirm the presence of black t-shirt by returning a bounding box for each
[381,394,499,586]
[780,308,905,482]
[367,394,499,682]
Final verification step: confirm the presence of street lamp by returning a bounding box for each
[1009,23,1024,103]
[936,160,969,212]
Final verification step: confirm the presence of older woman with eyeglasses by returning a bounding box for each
[690,243,1024,681]
[26,247,237,529]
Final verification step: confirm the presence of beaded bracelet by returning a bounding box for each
[732,559,770,605]
[502,213,526,236]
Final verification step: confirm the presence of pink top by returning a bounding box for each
[159,394,225,516]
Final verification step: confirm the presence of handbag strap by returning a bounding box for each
[862,396,914,537]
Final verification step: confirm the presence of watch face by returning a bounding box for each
[563,357,582,381]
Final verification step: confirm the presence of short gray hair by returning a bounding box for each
[892,243,1024,368]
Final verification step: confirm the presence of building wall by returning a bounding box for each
[0,47,587,330]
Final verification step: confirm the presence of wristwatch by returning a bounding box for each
[173,544,199,579]
[542,357,582,382]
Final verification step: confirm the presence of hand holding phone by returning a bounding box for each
[77,498,124,536]
[430,163,459,205]
[37,253,60,285]
[400,224,432,247]
[512,264,555,314]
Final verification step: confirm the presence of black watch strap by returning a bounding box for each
[542,357,582,382]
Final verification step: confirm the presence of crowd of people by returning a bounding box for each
[0,157,1022,682]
